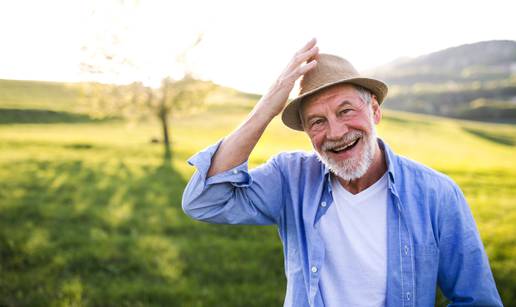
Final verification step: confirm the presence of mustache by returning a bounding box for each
[321,130,363,151]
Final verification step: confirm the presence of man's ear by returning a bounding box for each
[371,95,382,124]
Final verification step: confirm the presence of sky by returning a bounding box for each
[0,0,515,94]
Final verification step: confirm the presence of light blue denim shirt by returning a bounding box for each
[182,139,502,307]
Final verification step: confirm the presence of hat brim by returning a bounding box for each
[281,77,388,131]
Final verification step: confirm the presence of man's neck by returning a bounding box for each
[336,143,387,195]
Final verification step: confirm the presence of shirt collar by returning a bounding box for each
[377,138,397,185]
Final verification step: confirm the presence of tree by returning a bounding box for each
[80,73,213,158]
[150,74,214,157]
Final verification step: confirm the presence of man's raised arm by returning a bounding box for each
[182,39,318,225]
[207,38,319,177]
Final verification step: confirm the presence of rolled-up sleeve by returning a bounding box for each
[181,140,285,225]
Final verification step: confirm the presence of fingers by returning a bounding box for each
[286,43,319,73]
[297,59,317,75]
[285,59,317,81]
[297,45,319,64]
[274,38,319,91]
[293,38,318,62]
[260,39,319,115]
[284,40,319,76]
[299,38,317,54]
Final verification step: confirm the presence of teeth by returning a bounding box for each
[334,144,350,151]
[332,139,358,151]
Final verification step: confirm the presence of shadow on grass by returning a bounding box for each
[462,126,515,146]
[382,113,433,126]
[0,150,284,306]
[0,108,116,124]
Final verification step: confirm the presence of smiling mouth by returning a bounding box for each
[328,137,361,154]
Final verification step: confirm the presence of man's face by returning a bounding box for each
[301,84,381,181]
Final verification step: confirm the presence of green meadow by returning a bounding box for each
[0,80,515,306]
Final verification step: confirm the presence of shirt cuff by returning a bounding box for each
[187,140,253,188]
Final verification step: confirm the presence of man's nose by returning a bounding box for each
[326,118,348,140]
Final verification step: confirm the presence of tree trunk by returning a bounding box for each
[159,80,171,160]
[160,107,171,159]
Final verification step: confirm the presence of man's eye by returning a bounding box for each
[311,119,324,127]
[339,109,353,115]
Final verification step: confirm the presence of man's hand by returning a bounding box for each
[256,38,319,119]
[206,38,319,177]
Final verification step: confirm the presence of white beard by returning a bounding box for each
[315,122,378,181]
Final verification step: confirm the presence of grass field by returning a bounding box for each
[0,80,515,306]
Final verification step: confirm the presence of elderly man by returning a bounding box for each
[182,39,502,306]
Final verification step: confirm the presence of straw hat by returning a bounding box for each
[281,53,388,131]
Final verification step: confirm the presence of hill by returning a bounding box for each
[371,40,516,122]
[0,79,82,111]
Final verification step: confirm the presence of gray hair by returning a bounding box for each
[352,84,373,105]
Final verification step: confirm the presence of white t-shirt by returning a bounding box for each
[318,172,389,307]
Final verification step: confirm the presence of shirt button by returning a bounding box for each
[311,266,318,273]
[232,169,238,175]
[406,292,411,300]
[404,245,409,255]
[320,201,327,207]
